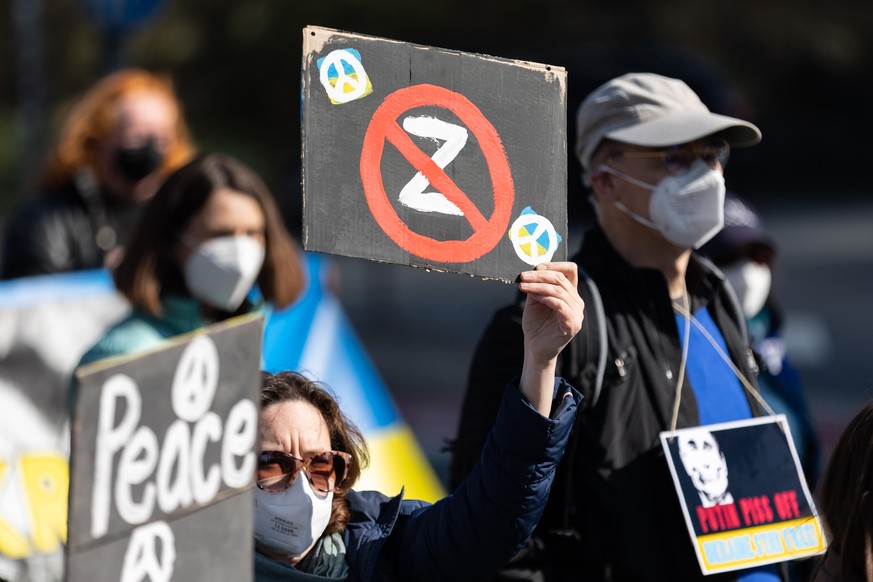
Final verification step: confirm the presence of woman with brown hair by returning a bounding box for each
[253,261,584,581]
[813,401,873,581]
[1,68,195,278]
[76,153,304,371]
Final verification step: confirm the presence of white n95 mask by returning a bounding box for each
[183,235,265,312]
[601,158,726,249]
[253,471,333,560]
[721,259,772,318]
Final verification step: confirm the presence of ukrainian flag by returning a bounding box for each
[264,253,444,500]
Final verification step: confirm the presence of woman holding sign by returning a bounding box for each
[254,262,584,581]
[77,153,304,370]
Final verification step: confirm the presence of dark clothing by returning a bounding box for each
[451,224,766,581]
[749,308,821,489]
[1,178,141,279]
[256,552,347,582]
[256,379,582,582]
[810,551,865,582]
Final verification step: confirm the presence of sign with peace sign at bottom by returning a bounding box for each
[67,315,263,582]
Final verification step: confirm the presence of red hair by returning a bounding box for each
[42,68,195,188]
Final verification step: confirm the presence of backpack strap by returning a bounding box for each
[581,268,607,407]
[561,267,607,407]
[537,267,608,545]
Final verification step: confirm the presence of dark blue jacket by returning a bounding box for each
[256,379,581,581]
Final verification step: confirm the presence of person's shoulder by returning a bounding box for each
[810,551,847,582]
[3,185,88,251]
[254,551,316,582]
[6,184,85,224]
[345,489,397,518]
[0,183,98,278]
[346,489,429,524]
[78,311,169,367]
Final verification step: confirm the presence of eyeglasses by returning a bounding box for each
[612,139,730,175]
[257,450,352,494]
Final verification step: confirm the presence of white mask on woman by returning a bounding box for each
[599,158,726,249]
[253,472,334,560]
[721,259,772,318]
[183,235,265,312]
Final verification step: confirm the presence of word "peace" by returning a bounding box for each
[90,335,257,540]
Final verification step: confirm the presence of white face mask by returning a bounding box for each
[600,158,726,249]
[183,235,265,312]
[721,259,771,318]
[253,472,334,560]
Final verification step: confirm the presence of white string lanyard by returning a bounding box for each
[668,286,775,432]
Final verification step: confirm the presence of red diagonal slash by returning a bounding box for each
[360,84,514,264]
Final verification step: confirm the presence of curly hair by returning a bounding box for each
[41,68,194,189]
[260,371,370,534]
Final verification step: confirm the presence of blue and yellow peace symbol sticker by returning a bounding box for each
[316,48,373,105]
[508,206,562,266]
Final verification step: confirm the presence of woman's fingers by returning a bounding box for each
[518,262,585,337]
[533,261,579,289]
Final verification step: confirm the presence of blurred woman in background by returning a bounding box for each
[1,68,195,278]
[76,153,304,372]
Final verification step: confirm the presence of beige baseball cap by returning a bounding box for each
[575,72,762,171]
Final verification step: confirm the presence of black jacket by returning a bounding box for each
[1,178,141,279]
[451,224,766,581]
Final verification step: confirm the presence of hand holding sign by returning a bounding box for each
[517,262,584,414]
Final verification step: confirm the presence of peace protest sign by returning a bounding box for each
[301,26,567,282]
[66,315,263,582]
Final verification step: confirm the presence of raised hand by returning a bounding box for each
[517,262,585,415]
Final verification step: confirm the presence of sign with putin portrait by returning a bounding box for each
[66,315,263,582]
[660,416,826,575]
[301,25,568,282]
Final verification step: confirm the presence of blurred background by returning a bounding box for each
[2,0,872,486]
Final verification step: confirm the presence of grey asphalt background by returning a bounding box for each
[333,198,873,488]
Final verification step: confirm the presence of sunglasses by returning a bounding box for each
[257,450,352,494]
[612,138,730,176]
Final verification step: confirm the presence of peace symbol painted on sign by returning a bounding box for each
[359,84,515,263]
[171,334,219,422]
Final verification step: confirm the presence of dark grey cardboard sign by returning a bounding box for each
[67,315,264,582]
[302,25,567,282]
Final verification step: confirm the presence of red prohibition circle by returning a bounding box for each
[359,84,515,263]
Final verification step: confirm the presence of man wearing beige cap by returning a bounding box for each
[451,73,778,580]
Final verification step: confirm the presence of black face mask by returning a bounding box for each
[115,140,163,182]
